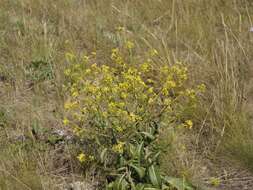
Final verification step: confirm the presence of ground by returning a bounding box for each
[0,0,253,190]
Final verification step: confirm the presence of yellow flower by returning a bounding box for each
[129,112,137,122]
[147,87,154,94]
[147,79,154,84]
[77,153,87,163]
[71,91,79,97]
[63,118,69,126]
[140,62,150,72]
[83,55,89,61]
[112,141,125,154]
[85,69,91,74]
[125,40,135,49]
[148,98,155,105]
[116,26,125,32]
[149,49,158,57]
[185,120,193,129]
[120,92,128,99]
[162,88,169,96]
[111,48,119,54]
[102,111,108,118]
[64,101,78,110]
[115,126,123,132]
[166,80,176,88]
[88,155,95,161]
[164,98,171,105]
[209,177,221,187]
[91,51,96,56]
[185,89,196,99]
[64,69,71,76]
[197,84,206,92]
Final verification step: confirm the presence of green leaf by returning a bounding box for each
[115,174,128,190]
[121,179,129,190]
[128,174,136,190]
[137,141,144,163]
[151,151,161,162]
[129,143,137,158]
[106,182,114,190]
[129,164,146,179]
[161,184,170,190]
[163,176,194,190]
[148,165,162,188]
[136,184,145,190]
[119,155,126,167]
[141,132,155,140]
[100,148,108,163]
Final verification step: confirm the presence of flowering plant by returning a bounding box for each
[63,41,204,189]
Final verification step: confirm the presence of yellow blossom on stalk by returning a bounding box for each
[149,48,158,57]
[64,69,71,76]
[140,62,150,72]
[74,64,81,70]
[148,87,154,94]
[185,89,196,99]
[125,40,135,49]
[111,48,119,55]
[85,68,91,74]
[129,112,136,122]
[115,126,124,132]
[112,141,125,154]
[88,155,95,161]
[148,98,155,105]
[116,26,125,32]
[102,111,108,118]
[209,177,221,187]
[147,79,154,84]
[111,48,119,59]
[77,153,87,163]
[64,101,78,110]
[129,112,141,122]
[162,88,169,96]
[63,118,69,126]
[120,92,128,99]
[185,120,193,129]
[71,91,79,98]
[164,98,171,105]
[111,48,124,65]
[101,87,108,93]
[118,102,125,108]
[166,80,176,88]
[197,84,206,92]
[83,55,89,61]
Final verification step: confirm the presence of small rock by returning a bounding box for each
[63,181,94,190]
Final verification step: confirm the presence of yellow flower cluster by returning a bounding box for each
[185,120,193,129]
[125,40,135,50]
[112,141,125,154]
[77,153,95,163]
[63,45,205,154]
[77,153,87,163]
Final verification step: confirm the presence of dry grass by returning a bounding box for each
[1,0,253,189]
